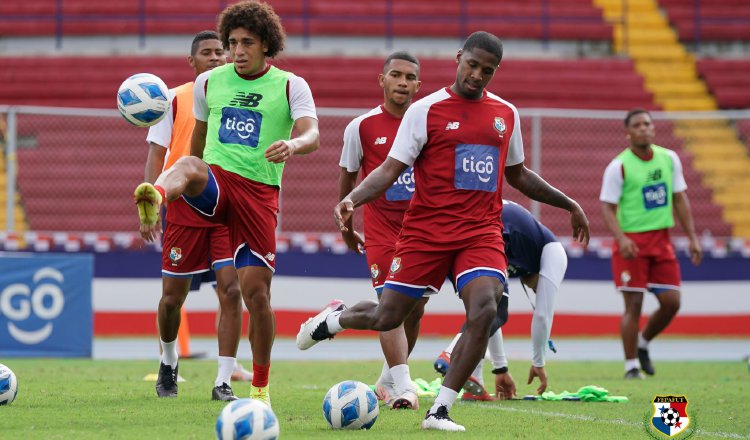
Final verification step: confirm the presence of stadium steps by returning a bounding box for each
[595,0,750,238]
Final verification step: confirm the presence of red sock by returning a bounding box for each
[153,184,166,203]
[252,362,270,387]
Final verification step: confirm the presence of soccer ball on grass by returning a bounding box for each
[116,73,170,127]
[322,380,378,430]
[215,398,279,440]
[0,364,18,406]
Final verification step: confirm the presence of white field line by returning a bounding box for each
[476,403,750,439]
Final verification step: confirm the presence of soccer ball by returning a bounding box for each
[322,380,378,430]
[0,364,18,405]
[116,73,170,127]
[215,398,279,440]
[661,407,681,426]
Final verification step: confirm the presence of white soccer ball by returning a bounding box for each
[323,380,378,430]
[116,73,170,127]
[0,364,18,406]
[215,398,279,440]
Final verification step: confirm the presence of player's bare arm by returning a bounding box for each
[334,157,408,232]
[673,191,703,266]
[338,167,365,254]
[266,116,319,163]
[505,163,590,246]
[601,202,638,259]
[190,119,208,158]
[145,143,167,184]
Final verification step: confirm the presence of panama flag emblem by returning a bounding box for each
[651,395,690,436]
[493,117,506,138]
[169,247,182,263]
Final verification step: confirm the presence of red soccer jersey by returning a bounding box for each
[387,87,525,246]
[340,105,413,247]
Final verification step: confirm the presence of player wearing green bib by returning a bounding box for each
[134,1,319,406]
[600,109,702,380]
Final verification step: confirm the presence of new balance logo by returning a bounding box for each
[445,121,460,130]
[229,92,263,108]
[374,137,387,145]
[647,169,662,182]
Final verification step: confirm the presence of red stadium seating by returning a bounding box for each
[696,59,750,110]
[5,55,729,236]
[659,0,750,42]
[0,0,612,41]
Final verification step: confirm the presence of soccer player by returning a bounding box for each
[134,1,319,407]
[338,51,425,410]
[434,199,568,399]
[144,30,246,401]
[298,31,589,432]
[600,108,702,379]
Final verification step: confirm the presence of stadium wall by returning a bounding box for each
[92,251,750,337]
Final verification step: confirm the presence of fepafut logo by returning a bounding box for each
[643,395,697,439]
[0,267,65,344]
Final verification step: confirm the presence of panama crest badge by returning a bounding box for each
[370,264,380,280]
[494,117,507,138]
[169,247,182,265]
[647,395,692,438]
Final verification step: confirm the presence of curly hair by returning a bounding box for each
[217,1,286,58]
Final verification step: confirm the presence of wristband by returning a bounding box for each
[492,366,509,374]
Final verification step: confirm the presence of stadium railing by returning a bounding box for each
[1,105,744,241]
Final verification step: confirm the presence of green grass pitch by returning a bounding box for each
[2,357,748,439]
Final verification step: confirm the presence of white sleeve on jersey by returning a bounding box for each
[668,149,688,193]
[339,118,364,172]
[288,75,318,121]
[387,97,434,166]
[487,328,508,370]
[145,89,175,148]
[506,104,525,166]
[193,70,211,122]
[532,241,566,367]
[599,158,624,204]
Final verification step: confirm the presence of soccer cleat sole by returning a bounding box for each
[134,182,162,225]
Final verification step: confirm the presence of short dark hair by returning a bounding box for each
[217,1,286,58]
[190,30,220,56]
[384,51,420,71]
[624,108,651,127]
[462,31,503,63]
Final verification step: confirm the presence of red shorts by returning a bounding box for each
[365,244,396,292]
[611,229,681,293]
[183,165,279,271]
[384,233,508,298]
[161,222,233,276]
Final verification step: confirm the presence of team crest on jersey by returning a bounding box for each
[169,247,182,264]
[389,257,402,275]
[494,117,507,138]
[646,395,692,438]
[370,264,380,279]
[620,270,631,285]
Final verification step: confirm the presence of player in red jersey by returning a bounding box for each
[298,31,589,432]
[143,30,246,401]
[338,51,424,409]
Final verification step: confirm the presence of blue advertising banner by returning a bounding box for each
[0,253,93,357]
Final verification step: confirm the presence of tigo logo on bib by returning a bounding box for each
[643,183,667,210]
[219,107,262,147]
[454,144,498,192]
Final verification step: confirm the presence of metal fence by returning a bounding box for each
[1,105,747,238]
